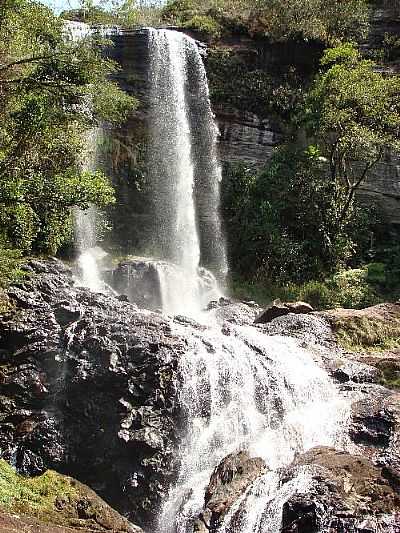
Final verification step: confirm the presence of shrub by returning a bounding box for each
[0,241,24,290]
[184,15,222,38]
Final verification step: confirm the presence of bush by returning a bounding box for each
[0,241,23,290]
[230,267,382,311]
[184,15,222,38]
[222,147,379,284]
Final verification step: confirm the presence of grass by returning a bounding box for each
[378,361,400,390]
[0,459,130,530]
[0,460,81,522]
[333,316,400,353]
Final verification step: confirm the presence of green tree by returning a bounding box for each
[249,0,369,44]
[0,0,137,255]
[302,43,400,228]
[162,0,369,43]
[222,147,377,283]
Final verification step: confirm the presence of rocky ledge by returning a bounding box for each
[0,259,399,532]
[0,258,187,528]
[0,459,142,533]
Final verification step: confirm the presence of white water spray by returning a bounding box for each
[74,127,105,293]
[147,29,227,316]
[157,324,350,533]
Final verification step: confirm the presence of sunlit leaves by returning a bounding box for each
[0,0,136,255]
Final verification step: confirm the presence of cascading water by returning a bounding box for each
[157,323,351,533]
[145,28,353,533]
[74,127,105,293]
[65,21,109,293]
[147,29,227,316]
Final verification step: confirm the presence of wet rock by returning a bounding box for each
[106,259,163,310]
[208,301,261,326]
[254,302,291,324]
[281,447,400,532]
[255,301,313,324]
[258,313,334,347]
[286,302,314,314]
[331,360,380,384]
[348,386,400,476]
[0,459,142,532]
[0,259,185,527]
[194,451,266,532]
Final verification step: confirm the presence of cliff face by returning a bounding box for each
[105,8,400,239]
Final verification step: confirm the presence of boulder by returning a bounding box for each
[254,302,291,324]
[194,451,266,532]
[348,387,400,478]
[0,259,185,527]
[281,447,400,532]
[207,300,261,326]
[254,301,313,325]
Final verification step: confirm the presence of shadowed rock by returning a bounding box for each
[281,447,400,532]
[0,259,185,527]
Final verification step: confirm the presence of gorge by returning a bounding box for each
[1,4,400,533]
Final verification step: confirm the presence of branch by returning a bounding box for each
[0,55,57,72]
[338,148,384,225]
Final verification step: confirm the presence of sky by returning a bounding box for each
[39,0,108,13]
[39,0,163,12]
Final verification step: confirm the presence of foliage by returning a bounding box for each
[162,0,370,43]
[249,0,369,44]
[207,48,306,120]
[61,0,164,28]
[301,43,400,228]
[299,268,381,310]
[222,147,378,283]
[230,267,382,311]
[0,241,24,290]
[0,0,136,259]
[333,316,400,353]
[183,15,222,38]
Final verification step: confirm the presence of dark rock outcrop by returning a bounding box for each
[349,387,400,480]
[106,258,163,310]
[254,301,313,324]
[194,451,266,532]
[0,259,186,527]
[281,447,400,532]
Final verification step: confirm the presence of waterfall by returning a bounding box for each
[157,324,350,533]
[73,125,105,293]
[147,29,227,316]
[63,20,105,292]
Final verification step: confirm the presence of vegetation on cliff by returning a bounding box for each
[223,43,400,296]
[0,459,136,531]
[0,0,136,285]
[161,0,370,43]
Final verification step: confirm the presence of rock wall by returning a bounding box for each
[104,6,400,246]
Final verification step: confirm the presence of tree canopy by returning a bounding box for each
[0,0,137,257]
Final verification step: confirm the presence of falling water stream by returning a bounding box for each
[147,29,227,316]
[68,26,353,532]
[145,29,352,533]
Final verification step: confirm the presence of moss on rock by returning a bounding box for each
[322,303,400,353]
[0,460,139,532]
